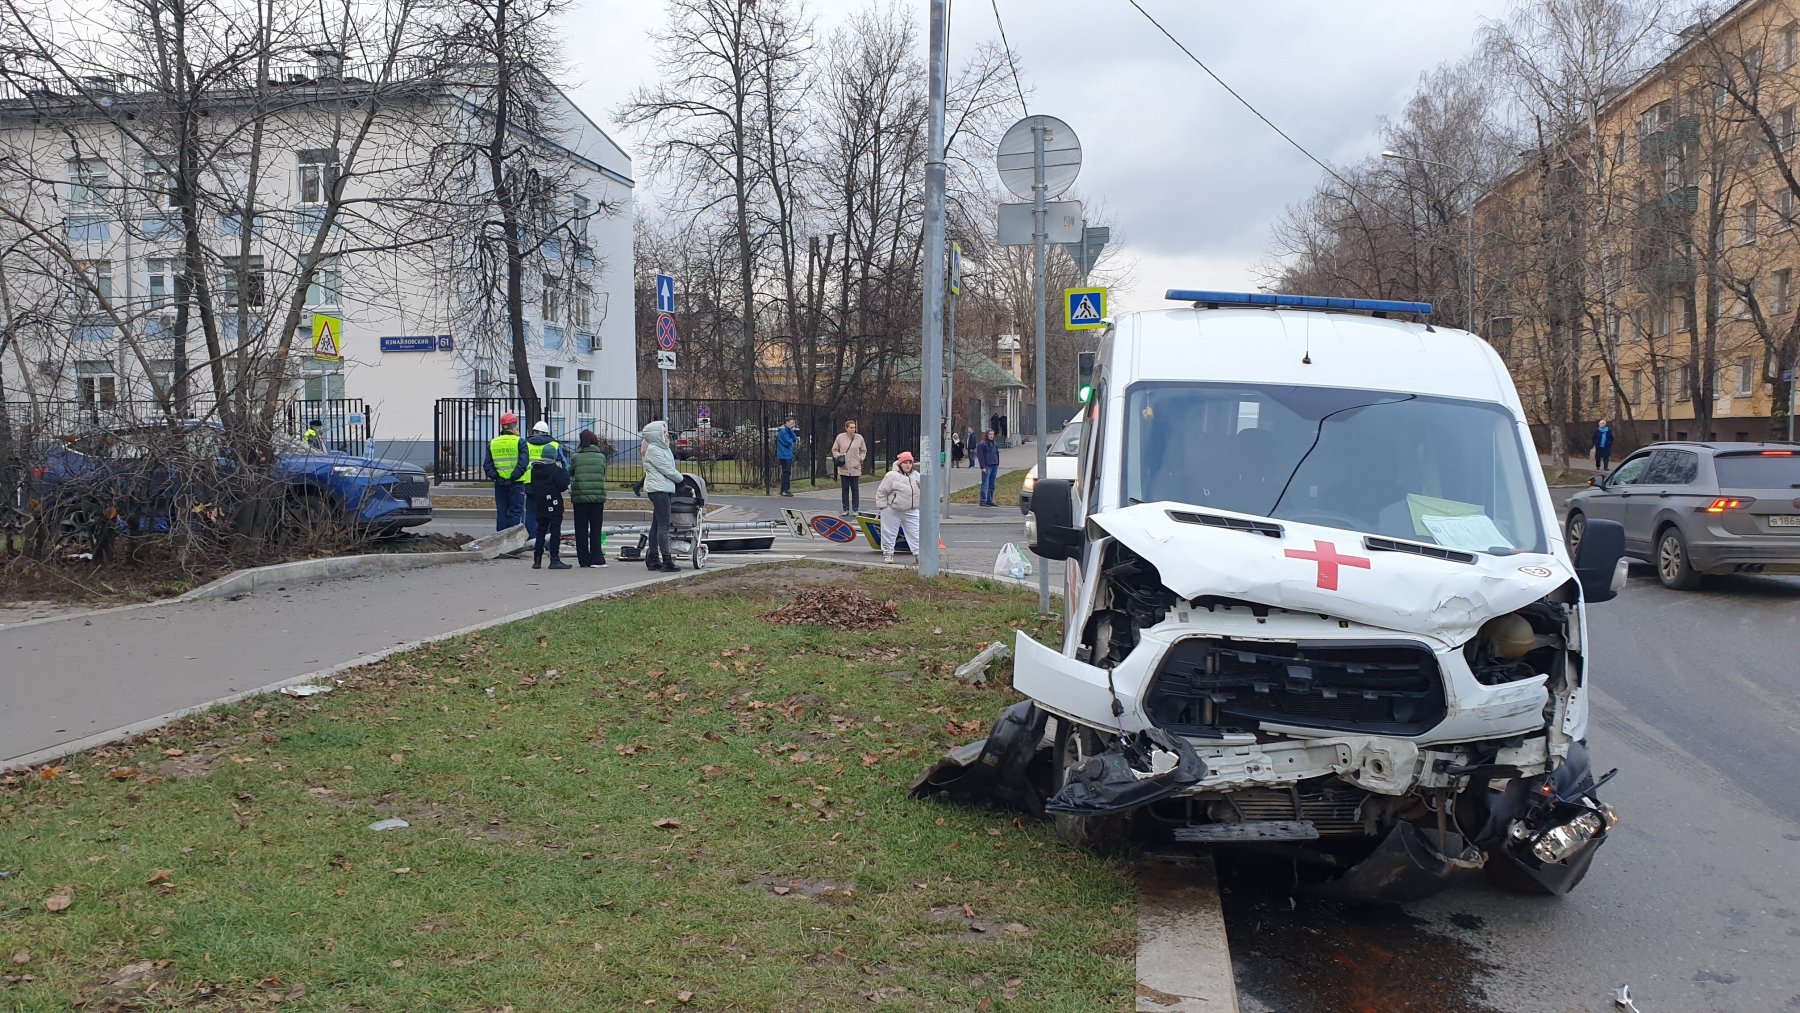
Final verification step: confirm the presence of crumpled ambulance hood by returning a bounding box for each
[1091,502,1569,646]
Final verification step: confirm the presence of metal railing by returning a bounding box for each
[0,397,368,452]
[432,397,922,490]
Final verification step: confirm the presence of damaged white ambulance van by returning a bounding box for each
[913,290,1629,901]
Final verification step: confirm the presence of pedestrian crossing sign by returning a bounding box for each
[311,312,343,362]
[1065,287,1106,330]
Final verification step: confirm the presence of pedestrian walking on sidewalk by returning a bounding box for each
[484,412,528,531]
[830,420,868,516]
[974,429,1000,506]
[776,415,799,496]
[639,420,682,572]
[964,427,978,467]
[528,447,571,570]
[1593,419,1615,471]
[568,430,608,567]
[951,425,964,469]
[877,451,923,564]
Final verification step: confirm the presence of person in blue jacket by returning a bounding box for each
[974,429,1001,507]
[776,416,799,496]
[1593,418,1614,471]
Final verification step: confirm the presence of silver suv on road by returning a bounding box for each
[1566,441,1800,589]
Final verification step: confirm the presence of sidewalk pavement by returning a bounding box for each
[0,556,762,767]
[773,440,1043,506]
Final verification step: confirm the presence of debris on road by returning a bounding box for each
[281,684,333,697]
[1615,984,1642,1012]
[763,588,899,630]
[952,640,1010,685]
[367,819,409,832]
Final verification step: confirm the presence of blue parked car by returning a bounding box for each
[32,420,432,536]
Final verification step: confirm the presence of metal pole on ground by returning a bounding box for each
[917,0,948,578]
[1031,121,1052,617]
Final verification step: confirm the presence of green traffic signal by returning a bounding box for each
[1078,384,1094,404]
[1076,351,1096,404]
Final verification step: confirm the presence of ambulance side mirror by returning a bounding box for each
[1574,517,1627,604]
[1030,479,1083,561]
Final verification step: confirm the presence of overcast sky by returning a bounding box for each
[567,0,1513,313]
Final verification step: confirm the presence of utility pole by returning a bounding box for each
[942,257,957,512]
[1031,121,1052,617]
[917,0,948,577]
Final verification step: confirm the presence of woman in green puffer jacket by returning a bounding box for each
[568,430,609,567]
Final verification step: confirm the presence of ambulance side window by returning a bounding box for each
[1082,385,1105,508]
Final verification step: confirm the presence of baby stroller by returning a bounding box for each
[622,472,709,569]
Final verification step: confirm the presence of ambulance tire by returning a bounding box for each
[1050,719,1133,854]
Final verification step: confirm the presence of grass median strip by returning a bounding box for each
[0,563,1135,1010]
[949,469,1027,506]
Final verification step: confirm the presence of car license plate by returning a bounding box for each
[1771,514,1800,527]
[411,497,431,510]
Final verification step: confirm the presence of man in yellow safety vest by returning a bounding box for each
[484,412,529,531]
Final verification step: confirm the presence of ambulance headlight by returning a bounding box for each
[1531,810,1606,864]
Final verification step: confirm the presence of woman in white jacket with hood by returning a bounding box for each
[638,420,683,572]
[875,451,923,564]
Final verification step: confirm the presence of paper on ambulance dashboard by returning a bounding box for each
[1418,512,1510,552]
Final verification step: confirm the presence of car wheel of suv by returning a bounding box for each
[1050,719,1132,854]
[1656,526,1703,590]
[1565,511,1586,558]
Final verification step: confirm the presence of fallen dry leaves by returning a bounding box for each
[762,589,900,630]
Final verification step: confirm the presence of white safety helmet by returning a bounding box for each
[532,421,551,434]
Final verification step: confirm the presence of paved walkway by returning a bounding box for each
[0,557,756,766]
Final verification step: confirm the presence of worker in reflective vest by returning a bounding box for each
[303,419,324,450]
[485,412,529,531]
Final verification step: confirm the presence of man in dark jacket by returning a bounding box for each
[975,429,1001,507]
[1593,419,1615,471]
[776,416,799,496]
[528,451,571,570]
[523,421,567,541]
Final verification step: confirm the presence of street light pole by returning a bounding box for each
[917,0,948,577]
[1382,151,1476,332]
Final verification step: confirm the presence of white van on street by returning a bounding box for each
[916,290,1628,900]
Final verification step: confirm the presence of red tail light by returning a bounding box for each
[30,466,46,481]
[1701,497,1753,513]
[1761,449,1795,456]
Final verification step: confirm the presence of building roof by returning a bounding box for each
[892,349,1024,389]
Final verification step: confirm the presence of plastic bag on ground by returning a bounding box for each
[994,543,1033,579]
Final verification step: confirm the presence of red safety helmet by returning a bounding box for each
[499,412,519,426]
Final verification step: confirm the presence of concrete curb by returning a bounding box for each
[0,559,781,772]
[1135,851,1239,1012]
[175,526,530,602]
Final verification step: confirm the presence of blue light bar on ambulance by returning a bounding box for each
[1166,290,1433,316]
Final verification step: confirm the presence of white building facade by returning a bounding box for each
[0,70,636,468]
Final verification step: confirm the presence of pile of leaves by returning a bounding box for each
[762,586,901,630]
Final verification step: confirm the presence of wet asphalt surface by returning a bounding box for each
[426,499,1800,1012]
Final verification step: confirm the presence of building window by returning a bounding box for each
[571,194,591,243]
[541,275,562,322]
[1652,299,1671,336]
[221,255,266,309]
[543,365,562,403]
[576,369,593,412]
[1782,106,1797,151]
[147,258,180,309]
[1714,79,1731,107]
[1783,23,1799,69]
[1779,190,1795,231]
[1675,365,1692,402]
[1676,296,1692,331]
[297,148,339,206]
[67,157,108,209]
[76,360,117,408]
[1630,369,1645,404]
[572,283,593,330]
[71,259,112,314]
[1739,202,1758,244]
[143,159,177,209]
[1737,357,1755,396]
[1778,270,1793,316]
[305,255,341,308]
[1590,374,1601,404]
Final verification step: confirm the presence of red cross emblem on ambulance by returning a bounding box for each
[1284,540,1371,591]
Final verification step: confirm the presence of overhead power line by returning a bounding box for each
[1124,0,1368,201]
[989,0,1029,114]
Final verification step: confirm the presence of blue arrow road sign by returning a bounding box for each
[655,274,675,313]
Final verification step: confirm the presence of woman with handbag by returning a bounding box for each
[829,420,867,516]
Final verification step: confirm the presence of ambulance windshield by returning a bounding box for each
[1122,382,1545,554]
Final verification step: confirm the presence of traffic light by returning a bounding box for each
[1076,351,1096,404]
